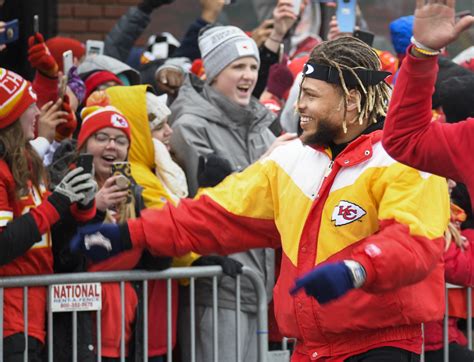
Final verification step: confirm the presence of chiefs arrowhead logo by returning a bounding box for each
[331,200,366,226]
[111,114,129,128]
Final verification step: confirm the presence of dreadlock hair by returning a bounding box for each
[306,36,392,133]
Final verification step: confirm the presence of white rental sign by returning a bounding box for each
[49,283,102,312]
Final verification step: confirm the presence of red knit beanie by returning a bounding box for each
[84,71,123,102]
[45,37,86,70]
[0,68,37,129]
[77,106,131,149]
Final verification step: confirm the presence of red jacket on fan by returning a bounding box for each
[0,160,94,343]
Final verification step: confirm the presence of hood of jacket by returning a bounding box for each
[78,54,141,85]
[106,85,174,208]
[170,74,275,132]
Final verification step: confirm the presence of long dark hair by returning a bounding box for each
[0,121,46,198]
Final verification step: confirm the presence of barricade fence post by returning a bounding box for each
[467,287,472,350]
[444,284,449,362]
[0,287,3,362]
[167,278,172,362]
[23,286,28,362]
[143,280,148,362]
[235,274,242,362]
[212,276,219,362]
[0,266,269,362]
[190,277,196,362]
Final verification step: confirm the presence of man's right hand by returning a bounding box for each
[413,0,474,52]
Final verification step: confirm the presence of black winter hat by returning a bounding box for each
[438,74,474,123]
[432,57,472,108]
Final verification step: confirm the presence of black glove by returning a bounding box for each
[192,255,243,277]
[197,154,233,188]
[138,0,175,13]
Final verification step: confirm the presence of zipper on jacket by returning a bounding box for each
[324,161,334,178]
[314,161,334,199]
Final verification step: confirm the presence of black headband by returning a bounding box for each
[302,61,391,87]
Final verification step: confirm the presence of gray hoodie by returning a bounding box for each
[170,74,276,312]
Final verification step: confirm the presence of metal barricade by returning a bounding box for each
[421,284,473,362]
[0,266,269,362]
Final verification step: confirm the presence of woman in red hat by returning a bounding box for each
[0,67,97,360]
[51,103,170,361]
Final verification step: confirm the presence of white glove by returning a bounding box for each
[54,167,96,204]
[79,179,98,206]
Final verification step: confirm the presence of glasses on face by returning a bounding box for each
[93,132,129,147]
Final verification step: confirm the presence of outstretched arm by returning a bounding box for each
[383,0,474,183]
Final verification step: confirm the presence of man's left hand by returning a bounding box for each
[290,261,365,304]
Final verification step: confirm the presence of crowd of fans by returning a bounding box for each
[1,0,474,361]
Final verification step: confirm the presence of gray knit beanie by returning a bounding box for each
[198,25,260,83]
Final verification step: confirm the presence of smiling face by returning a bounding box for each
[297,77,346,147]
[19,103,40,141]
[85,127,129,181]
[151,119,173,151]
[211,57,259,107]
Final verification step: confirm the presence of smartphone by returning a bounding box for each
[336,0,356,33]
[293,0,302,15]
[0,19,19,45]
[353,29,374,47]
[86,40,104,57]
[223,0,236,4]
[111,162,132,203]
[77,153,94,175]
[63,50,74,76]
[33,15,39,34]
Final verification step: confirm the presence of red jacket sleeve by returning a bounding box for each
[382,46,474,184]
[128,195,280,258]
[351,220,445,293]
[69,203,97,223]
[444,229,474,286]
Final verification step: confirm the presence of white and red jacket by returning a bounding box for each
[127,129,450,361]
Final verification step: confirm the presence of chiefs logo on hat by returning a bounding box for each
[111,114,128,128]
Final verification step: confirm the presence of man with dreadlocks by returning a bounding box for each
[70,35,449,360]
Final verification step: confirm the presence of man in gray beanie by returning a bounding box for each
[167,23,291,362]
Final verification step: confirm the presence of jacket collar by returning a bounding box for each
[310,120,384,167]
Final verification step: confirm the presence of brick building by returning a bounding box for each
[56,0,473,53]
